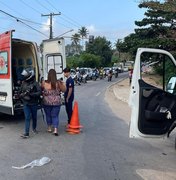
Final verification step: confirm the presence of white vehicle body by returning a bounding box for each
[0,30,66,115]
[42,37,66,81]
[129,48,176,139]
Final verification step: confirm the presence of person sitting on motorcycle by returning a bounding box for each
[108,68,113,81]
[76,67,81,85]
[99,67,104,79]
[114,68,119,78]
[92,68,98,80]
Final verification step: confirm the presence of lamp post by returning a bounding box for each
[55,29,74,38]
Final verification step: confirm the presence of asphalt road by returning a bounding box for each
[0,73,176,180]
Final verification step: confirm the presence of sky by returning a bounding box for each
[0,0,146,47]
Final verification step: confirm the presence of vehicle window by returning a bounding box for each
[0,52,8,75]
[47,54,63,74]
[140,52,176,91]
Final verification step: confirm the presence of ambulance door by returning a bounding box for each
[129,48,176,138]
[42,38,66,80]
[0,31,14,115]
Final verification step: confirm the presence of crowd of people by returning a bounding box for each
[72,67,119,85]
[19,66,132,139]
[20,67,74,139]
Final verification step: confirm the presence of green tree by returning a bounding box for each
[66,55,80,68]
[71,33,81,54]
[86,36,113,66]
[116,0,176,57]
[65,43,82,57]
[80,53,101,68]
[66,53,101,68]
[78,26,89,51]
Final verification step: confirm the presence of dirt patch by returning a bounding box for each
[142,74,162,88]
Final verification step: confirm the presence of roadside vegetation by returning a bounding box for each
[66,0,176,79]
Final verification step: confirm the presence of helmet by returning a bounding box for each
[21,67,35,81]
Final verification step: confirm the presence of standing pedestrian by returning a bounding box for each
[42,69,66,136]
[20,67,41,138]
[63,67,74,126]
[129,67,133,85]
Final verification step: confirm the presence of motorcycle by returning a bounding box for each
[114,69,118,78]
[81,73,87,83]
[108,70,113,81]
[99,72,104,79]
[92,71,98,81]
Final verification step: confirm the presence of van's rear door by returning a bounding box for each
[0,30,14,115]
[42,38,66,80]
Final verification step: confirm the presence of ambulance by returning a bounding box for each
[0,30,66,115]
[129,48,176,139]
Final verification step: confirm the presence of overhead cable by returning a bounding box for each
[0,9,48,38]
[45,0,82,28]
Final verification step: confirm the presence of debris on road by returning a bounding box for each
[12,157,51,169]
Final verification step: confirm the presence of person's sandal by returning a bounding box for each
[53,132,58,136]
[47,127,52,133]
[53,128,59,136]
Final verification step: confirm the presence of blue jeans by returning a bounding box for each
[43,105,61,128]
[65,99,73,124]
[23,104,38,135]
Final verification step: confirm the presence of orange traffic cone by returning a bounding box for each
[66,101,83,134]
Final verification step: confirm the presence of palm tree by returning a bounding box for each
[71,33,80,54]
[78,26,89,51]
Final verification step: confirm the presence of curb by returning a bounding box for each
[108,77,129,103]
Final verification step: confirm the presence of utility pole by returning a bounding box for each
[41,12,61,39]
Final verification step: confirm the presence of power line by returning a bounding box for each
[45,0,82,28]
[0,0,49,27]
[36,0,52,12]
[0,0,26,18]
[19,0,41,15]
[0,9,48,38]
[18,18,50,27]
[19,0,76,30]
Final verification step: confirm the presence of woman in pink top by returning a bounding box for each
[42,69,66,136]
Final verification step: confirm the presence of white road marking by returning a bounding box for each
[95,92,101,96]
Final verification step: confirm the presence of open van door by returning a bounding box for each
[129,48,176,138]
[0,31,14,115]
[42,37,66,80]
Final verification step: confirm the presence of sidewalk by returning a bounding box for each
[105,77,131,125]
[113,78,130,104]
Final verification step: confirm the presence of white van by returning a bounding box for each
[42,37,66,81]
[129,48,176,139]
[0,30,66,115]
